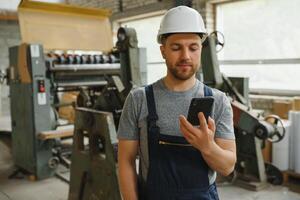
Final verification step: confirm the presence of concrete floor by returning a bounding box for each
[218,184,300,200]
[1,116,300,200]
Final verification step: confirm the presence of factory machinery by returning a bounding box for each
[65,31,287,199]
[66,31,287,199]
[7,27,146,185]
[201,32,285,190]
[7,31,286,200]
[7,5,285,197]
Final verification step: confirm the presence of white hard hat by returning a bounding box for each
[157,6,207,44]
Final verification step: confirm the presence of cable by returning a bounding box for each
[0,190,12,200]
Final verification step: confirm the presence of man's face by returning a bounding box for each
[160,33,202,81]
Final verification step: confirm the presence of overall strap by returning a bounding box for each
[144,84,160,151]
[145,85,158,126]
[203,85,213,97]
[140,84,160,200]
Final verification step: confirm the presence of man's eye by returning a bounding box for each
[171,46,180,51]
[190,46,199,51]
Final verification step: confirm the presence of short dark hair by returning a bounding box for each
[160,33,204,45]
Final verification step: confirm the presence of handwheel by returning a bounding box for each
[265,115,285,143]
[209,31,225,52]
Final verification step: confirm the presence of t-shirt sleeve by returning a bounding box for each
[215,93,235,140]
[117,92,139,140]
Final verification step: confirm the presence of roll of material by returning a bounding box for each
[288,111,300,172]
[272,120,291,171]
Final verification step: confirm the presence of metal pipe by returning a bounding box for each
[57,81,108,87]
[50,63,121,71]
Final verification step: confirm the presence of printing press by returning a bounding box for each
[7,26,146,180]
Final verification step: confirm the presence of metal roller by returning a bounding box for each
[94,55,102,64]
[66,55,74,64]
[109,54,120,63]
[102,54,109,63]
[50,63,121,71]
[74,55,81,64]
[87,55,95,64]
[81,55,88,64]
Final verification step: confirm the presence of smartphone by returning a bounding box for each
[187,97,215,126]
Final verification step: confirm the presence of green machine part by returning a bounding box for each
[200,35,223,89]
[8,44,56,179]
[68,108,121,200]
[200,33,284,190]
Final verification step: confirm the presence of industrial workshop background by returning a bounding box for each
[1,0,300,200]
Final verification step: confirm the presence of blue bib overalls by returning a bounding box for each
[139,84,219,200]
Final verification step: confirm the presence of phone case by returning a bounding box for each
[187,97,215,126]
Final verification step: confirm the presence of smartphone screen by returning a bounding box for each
[187,97,215,126]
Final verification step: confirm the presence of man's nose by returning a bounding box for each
[180,48,191,60]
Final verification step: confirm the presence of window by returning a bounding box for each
[216,0,300,94]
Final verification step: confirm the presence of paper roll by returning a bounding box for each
[294,112,300,173]
[272,120,290,171]
[288,111,300,172]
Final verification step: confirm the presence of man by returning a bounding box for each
[117,6,236,200]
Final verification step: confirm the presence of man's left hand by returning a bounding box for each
[179,112,216,153]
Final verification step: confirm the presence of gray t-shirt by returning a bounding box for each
[117,78,235,184]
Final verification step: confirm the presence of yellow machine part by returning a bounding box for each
[18,0,114,52]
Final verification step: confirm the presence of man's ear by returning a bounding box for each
[160,45,166,59]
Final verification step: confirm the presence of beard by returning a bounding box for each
[166,60,199,80]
